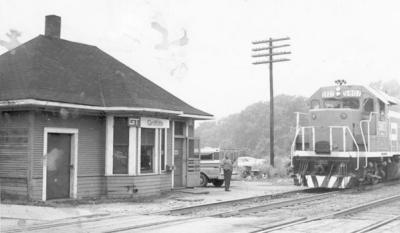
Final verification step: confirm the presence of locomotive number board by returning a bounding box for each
[342,90,361,97]
[322,89,361,98]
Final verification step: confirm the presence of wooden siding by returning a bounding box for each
[77,176,105,198]
[0,111,29,178]
[32,111,105,178]
[106,174,171,198]
[31,178,43,200]
[0,111,30,199]
[31,111,106,199]
[0,177,27,199]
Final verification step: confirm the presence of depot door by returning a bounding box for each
[46,133,71,199]
[174,138,185,187]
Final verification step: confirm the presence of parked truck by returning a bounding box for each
[198,147,240,187]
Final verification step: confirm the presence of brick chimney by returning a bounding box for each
[45,15,61,39]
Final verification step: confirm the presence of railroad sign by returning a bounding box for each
[140,117,170,128]
[128,118,140,127]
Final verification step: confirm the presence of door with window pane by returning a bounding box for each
[174,138,184,187]
[46,133,71,199]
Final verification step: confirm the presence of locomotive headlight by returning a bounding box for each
[340,113,347,119]
[312,113,317,120]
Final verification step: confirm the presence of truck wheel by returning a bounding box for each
[200,173,208,187]
[212,179,224,187]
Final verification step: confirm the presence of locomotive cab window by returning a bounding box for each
[323,98,359,109]
[323,99,341,108]
[311,100,320,109]
[362,98,374,114]
[342,98,360,109]
[378,100,386,120]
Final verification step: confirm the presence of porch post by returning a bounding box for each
[105,115,114,175]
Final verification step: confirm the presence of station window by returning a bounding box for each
[174,121,185,136]
[106,116,169,176]
[140,128,155,173]
[113,117,129,174]
[188,139,196,158]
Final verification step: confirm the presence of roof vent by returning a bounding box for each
[45,15,61,39]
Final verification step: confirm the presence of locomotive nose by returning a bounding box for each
[310,109,360,126]
[309,109,361,152]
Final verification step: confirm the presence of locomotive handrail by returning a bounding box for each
[346,127,360,171]
[360,112,378,168]
[294,112,308,130]
[329,126,361,170]
[290,127,301,167]
[359,112,378,152]
[290,126,315,168]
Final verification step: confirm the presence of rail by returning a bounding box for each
[290,112,309,167]
[329,126,360,170]
[255,194,400,233]
[291,125,360,170]
[294,112,308,130]
[290,128,300,167]
[290,126,315,167]
[360,112,377,168]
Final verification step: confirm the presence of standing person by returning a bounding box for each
[221,155,233,191]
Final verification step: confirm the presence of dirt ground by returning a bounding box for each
[0,178,302,230]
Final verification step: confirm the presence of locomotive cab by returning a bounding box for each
[291,84,400,188]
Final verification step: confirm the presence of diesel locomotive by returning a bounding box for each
[291,84,400,188]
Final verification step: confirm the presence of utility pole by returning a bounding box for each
[251,37,291,167]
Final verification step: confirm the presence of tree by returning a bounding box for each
[195,95,308,161]
[370,79,400,98]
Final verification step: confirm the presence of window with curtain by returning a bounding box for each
[113,117,129,174]
[141,128,155,173]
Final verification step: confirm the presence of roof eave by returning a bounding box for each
[178,113,214,120]
[0,99,185,115]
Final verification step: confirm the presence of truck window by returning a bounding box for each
[201,153,213,160]
[213,152,220,160]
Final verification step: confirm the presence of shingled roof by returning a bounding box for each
[0,34,212,118]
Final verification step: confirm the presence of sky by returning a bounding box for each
[1,0,399,119]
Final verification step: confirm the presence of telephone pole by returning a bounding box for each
[251,37,291,167]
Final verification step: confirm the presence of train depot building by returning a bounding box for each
[0,15,212,201]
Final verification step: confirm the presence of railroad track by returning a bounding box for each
[5,181,400,232]
[2,188,328,233]
[156,187,328,216]
[253,194,400,233]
